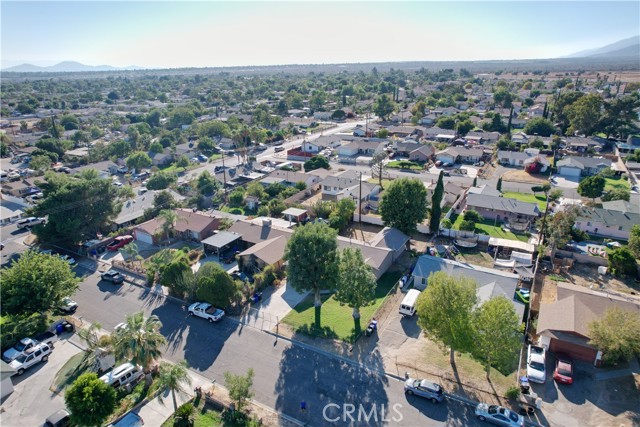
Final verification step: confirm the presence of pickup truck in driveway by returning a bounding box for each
[35,330,58,348]
[188,302,225,322]
[10,343,52,376]
[2,338,40,363]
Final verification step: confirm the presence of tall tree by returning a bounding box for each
[496,176,503,192]
[589,307,640,364]
[284,222,339,310]
[157,361,192,412]
[472,297,521,377]
[1,250,79,315]
[370,151,389,189]
[195,263,241,309]
[607,247,638,277]
[577,175,605,200]
[65,373,117,427]
[429,171,444,234]
[566,93,603,136]
[224,369,255,412]
[379,177,428,236]
[158,209,180,243]
[112,312,166,373]
[32,171,121,246]
[523,117,557,137]
[416,272,477,364]
[628,224,640,258]
[334,248,377,332]
[373,94,395,120]
[328,198,356,231]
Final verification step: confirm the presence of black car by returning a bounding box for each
[101,270,125,284]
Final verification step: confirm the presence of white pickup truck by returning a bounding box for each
[188,302,225,322]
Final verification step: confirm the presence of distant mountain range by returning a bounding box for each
[2,61,143,72]
[564,36,640,58]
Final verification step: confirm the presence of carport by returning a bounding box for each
[202,231,242,256]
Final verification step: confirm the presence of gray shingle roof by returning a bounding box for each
[557,156,612,170]
[577,207,639,232]
[466,194,540,216]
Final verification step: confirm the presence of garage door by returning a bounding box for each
[135,230,154,245]
[559,166,581,177]
[550,338,597,363]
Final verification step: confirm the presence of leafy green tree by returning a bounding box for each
[112,312,166,372]
[328,198,355,231]
[304,156,330,172]
[459,220,476,232]
[376,129,389,139]
[157,361,192,412]
[334,248,377,331]
[126,151,153,170]
[379,178,428,236]
[229,189,245,207]
[197,171,218,196]
[59,114,80,130]
[589,307,640,364]
[149,141,164,154]
[543,205,580,249]
[436,116,456,130]
[373,94,395,120]
[472,297,521,376]
[246,181,267,200]
[607,247,638,277]
[30,155,52,171]
[0,141,9,157]
[463,209,482,223]
[65,373,117,427]
[198,120,231,139]
[456,119,474,136]
[176,155,190,168]
[284,222,339,309]
[32,171,120,246]
[430,171,444,234]
[493,88,514,108]
[36,138,67,157]
[566,93,603,136]
[548,189,563,202]
[523,117,557,137]
[496,176,502,191]
[416,272,477,364]
[1,250,79,315]
[268,198,286,216]
[196,263,241,309]
[628,224,640,258]
[598,94,640,139]
[224,368,255,411]
[577,175,605,199]
[160,260,191,291]
[146,171,177,190]
[601,187,630,202]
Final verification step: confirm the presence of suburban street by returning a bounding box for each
[71,268,486,427]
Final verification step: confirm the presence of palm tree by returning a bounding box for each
[157,361,192,412]
[113,312,166,375]
[77,322,114,371]
[120,242,141,269]
[159,209,179,244]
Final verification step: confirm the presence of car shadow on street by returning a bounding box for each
[275,333,390,427]
[399,316,421,339]
[403,394,448,422]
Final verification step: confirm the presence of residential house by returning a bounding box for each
[313,111,333,121]
[281,207,308,223]
[337,139,387,162]
[527,104,545,118]
[133,209,219,245]
[537,283,640,365]
[71,160,119,178]
[423,127,455,142]
[150,149,173,167]
[411,256,526,320]
[574,207,639,241]
[392,140,420,157]
[112,191,157,229]
[435,147,485,165]
[419,114,437,127]
[564,136,605,153]
[409,144,436,162]
[385,126,426,139]
[174,142,197,159]
[320,175,380,204]
[260,169,322,189]
[557,156,612,177]
[0,179,40,198]
[368,227,409,262]
[467,185,501,198]
[216,137,236,150]
[497,148,549,171]
[464,193,540,224]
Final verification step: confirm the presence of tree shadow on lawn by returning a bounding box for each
[275,340,390,426]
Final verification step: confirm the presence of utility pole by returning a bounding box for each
[221,150,227,204]
[358,172,362,224]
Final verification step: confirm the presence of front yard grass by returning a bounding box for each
[385,160,423,170]
[501,191,547,211]
[282,272,402,342]
[604,176,630,192]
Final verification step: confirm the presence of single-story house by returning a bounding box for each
[411,255,526,320]
[574,207,639,241]
[337,139,386,160]
[261,169,322,189]
[409,144,436,162]
[557,156,612,177]
[537,283,640,366]
[112,191,157,228]
[151,149,173,167]
[71,161,119,178]
[174,142,197,159]
[436,147,485,165]
[464,193,540,223]
[0,179,40,198]
[133,209,219,245]
[369,227,409,262]
[321,175,380,203]
[564,136,604,153]
[281,207,308,223]
[467,184,501,198]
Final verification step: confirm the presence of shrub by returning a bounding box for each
[440,219,453,229]
[505,385,520,400]
[459,220,476,232]
[174,402,195,427]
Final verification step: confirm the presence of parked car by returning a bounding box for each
[274,146,285,153]
[59,254,77,266]
[58,297,78,313]
[404,377,445,403]
[527,344,546,384]
[475,403,524,427]
[553,354,574,385]
[198,154,209,162]
[188,302,225,322]
[45,409,71,427]
[16,217,46,229]
[2,338,39,363]
[106,235,134,251]
[108,411,144,427]
[101,269,125,284]
[9,342,52,376]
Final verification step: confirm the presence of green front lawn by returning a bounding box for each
[386,160,423,170]
[604,176,630,192]
[502,191,547,211]
[282,272,402,342]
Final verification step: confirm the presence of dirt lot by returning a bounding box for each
[502,169,548,184]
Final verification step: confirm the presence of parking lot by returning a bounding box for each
[1,334,82,427]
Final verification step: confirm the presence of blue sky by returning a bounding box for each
[1,1,638,68]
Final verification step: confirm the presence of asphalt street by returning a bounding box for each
[72,269,487,427]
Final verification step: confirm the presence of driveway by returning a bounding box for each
[0,335,83,427]
[240,282,308,330]
[551,176,579,189]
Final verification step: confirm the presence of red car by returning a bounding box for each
[553,354,574,385]
[106,235,134,251]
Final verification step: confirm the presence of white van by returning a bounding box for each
[100,362,144,388]
[399,289,421,317]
